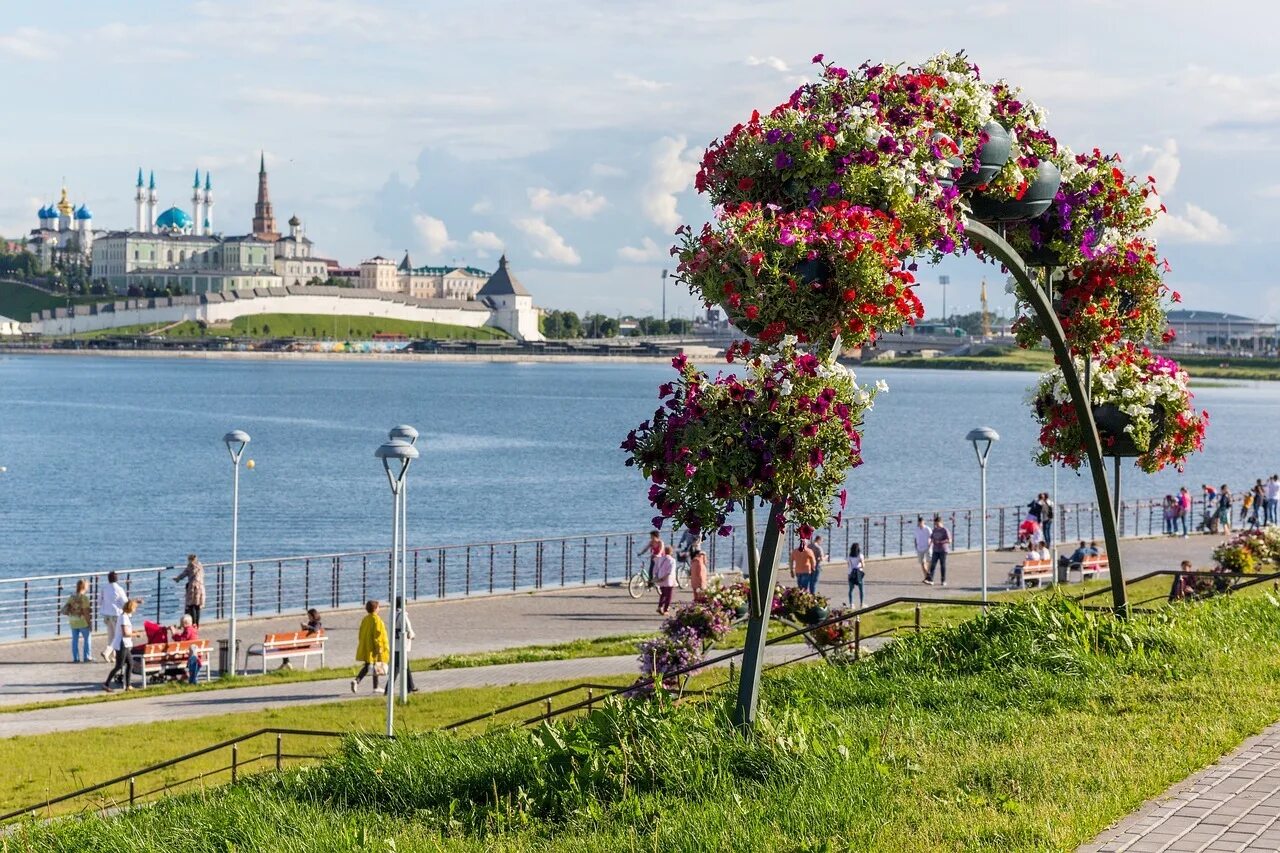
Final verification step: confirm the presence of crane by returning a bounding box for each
[980,278,992,338]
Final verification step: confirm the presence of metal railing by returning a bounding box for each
[4,565,1270,826]
[0,493,1214,642]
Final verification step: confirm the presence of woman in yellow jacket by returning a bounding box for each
[351,599,389,693]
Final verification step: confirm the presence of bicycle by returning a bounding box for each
[628,558,691,599]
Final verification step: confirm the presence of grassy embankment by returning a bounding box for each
[71,313,509,341]
[11,579,1273,851]
[880,344,1280,381]
[0,281,103,321]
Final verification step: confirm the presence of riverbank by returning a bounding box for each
[883,347,1280,381]
[0,345,717,365]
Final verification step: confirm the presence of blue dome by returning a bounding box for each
[38,205,50,219]
[75,205,92,220]
[155,206,192,230]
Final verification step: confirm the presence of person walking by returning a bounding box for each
[688,547,708,595]
[1266,475,1280,526]
[913,517,931,581]
[351,600,389,694]
[789,539,815,593]
[61,580,93,663]
[927,516,951,587]
[173,554,205,626]
[653,545,677,615]
[1162,495,1177,536]
[846,543,865,609]
[1039,494,1055,547]
[97,571,126,662]
[103,598,138,692]
[388,596,418,694]
[1217,485,1233,535]
[1177,487,1192,537]
[1242,489,1257,529]
[809,535,826,593]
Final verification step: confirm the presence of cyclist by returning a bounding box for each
[637,530,663,584]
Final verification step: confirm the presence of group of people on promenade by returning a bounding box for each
[1162,478,1280,537]
[638,529,709,615]
[351,597,416,695]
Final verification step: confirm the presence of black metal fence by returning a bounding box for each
[0,493,1212,642]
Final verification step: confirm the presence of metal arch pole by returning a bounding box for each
[965,220,1128,615]
[733,499,785,729]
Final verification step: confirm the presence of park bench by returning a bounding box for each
[1015,558,1054,589]
[1076,555,1109,581]
[130,640,212,688]
[243,630,326,675]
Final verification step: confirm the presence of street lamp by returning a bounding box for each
[661,269,668,328]
[966,427,999,605]
[375,438,418,737]
[222,429,250,676]
[388,424,419,704]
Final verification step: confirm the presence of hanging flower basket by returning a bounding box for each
[969,160,1062,222]
[1093,403,1167,458]
[804,604,830,625]
[956,121,1012,188]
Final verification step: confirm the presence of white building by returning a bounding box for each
[27,185,97,270]
[273,215,329,286]
[359,256,399,291]
[477,255,542,341]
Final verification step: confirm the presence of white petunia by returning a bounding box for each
[875,379,890,393]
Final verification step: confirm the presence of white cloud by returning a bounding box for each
[590,162,627,179]
[514,217,581,265]
[1138,138,1181,195]
[469,230,504,252]
[1149,204,1231,244]
[618,237,666,263]
[470,199,493,214]
[527,187,607,218]
[614,72,667,92]
[0,27,58,60]
[412,213,455,255]
[641,136,699,231]
[746,55,788,73]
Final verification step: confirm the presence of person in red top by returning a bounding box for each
[638,531,663,582]
[790,541,816,591]
[170,614,199,643]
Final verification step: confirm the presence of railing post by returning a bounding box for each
[361,555,368,604]
[23,582,28,640]
[489,544,495,594]
[414,549,420,600]
[999,507,1006,550]
[544,698,552,719]
[129,777,135,808]
[277,561,283,614]
[854,616,861,660]
[465,547,471,596]
[304,558,311,610]
[155,572,161,623]
[231,744,238,784]
[603,538,609,586]
[582,538,588,585]
[512,545,518,591]
[440,549,447,598]
[248,563,256,616]
[562,540,567,585]
[914,603,921,633]
[276,734,283,771]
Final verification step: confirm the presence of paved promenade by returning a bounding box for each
[0,534,1217,736]
[1081,722,1280,852]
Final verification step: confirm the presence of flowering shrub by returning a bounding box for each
[810,608,856,648]
[622,344,878,537]
[772,585,829,622]
[700,578,749,613]
[637,629,702,690]
[662,602,733,643]
[1031,344,1207,472]
[1213,528,1280,573]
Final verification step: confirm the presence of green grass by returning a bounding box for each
[12,590,1280,851]
[0,281,103,322]
[878,345,1280,382]
[225,314,506,341]
[0,633,649,716]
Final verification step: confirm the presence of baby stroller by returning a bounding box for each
[1016,516,1042,548]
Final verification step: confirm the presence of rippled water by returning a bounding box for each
[0,354,1269,578]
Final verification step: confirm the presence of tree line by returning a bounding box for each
[541,310,694,339]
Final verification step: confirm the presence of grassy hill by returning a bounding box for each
[70,313,510,341]
[12,592,1280,851]
[0,280,104,321]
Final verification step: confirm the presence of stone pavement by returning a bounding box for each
[1080,722,1280,852]
[0,534,1217,720]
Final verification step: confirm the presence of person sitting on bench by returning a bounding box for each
[1059,541,1089,571]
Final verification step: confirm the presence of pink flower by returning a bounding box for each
[811,53,824,64]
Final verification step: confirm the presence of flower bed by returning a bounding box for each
[1213,528,1280,574]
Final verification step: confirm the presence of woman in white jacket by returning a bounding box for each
[388,596,418,694]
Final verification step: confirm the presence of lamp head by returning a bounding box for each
[376,438,419,490]
[966,426,1000,464]
[389,424,419,445]
[223,430,251,462]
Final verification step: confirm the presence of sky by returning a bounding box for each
[1,1,1276,319]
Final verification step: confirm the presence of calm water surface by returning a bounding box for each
[0,355,1269,578]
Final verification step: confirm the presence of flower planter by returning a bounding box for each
[1021,242,1063,268]
[792,257,833,288]
[1093,403,1165,458]
[734,602,749,619]
[957,121,1012,188]
[804,605,829,625]
[724,304,767,337]
[969,160,1062,222]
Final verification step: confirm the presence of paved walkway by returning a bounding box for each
[0,534,1217,731]
[1081,721,1280,852]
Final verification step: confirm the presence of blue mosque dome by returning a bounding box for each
[38,205,50,219]
[74,205,92,220]
[155,206,192,231]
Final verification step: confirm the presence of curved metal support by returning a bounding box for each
[964,220,1129,615]
[733,499,785,728]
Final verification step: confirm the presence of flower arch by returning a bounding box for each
[623,52,1207,726]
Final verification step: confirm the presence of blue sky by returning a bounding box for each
[1,1,1275,318]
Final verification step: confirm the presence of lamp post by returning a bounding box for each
[388,424,419,704]
[222,430,250,676]
[939,275,950,326]
[375,438,418,737]
[966,427,999,605]
[661,269,668,328]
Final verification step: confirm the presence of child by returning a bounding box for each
[351,600,389,693]
[653,545,676,615]
[846,543,865,608]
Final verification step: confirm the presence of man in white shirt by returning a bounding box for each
[97,571,127,661]
[913,517,931,582]
[1266,475,1279,526]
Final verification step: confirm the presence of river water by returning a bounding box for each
[0,354,1269,579]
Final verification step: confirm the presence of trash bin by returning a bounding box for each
[217,639,241,676]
